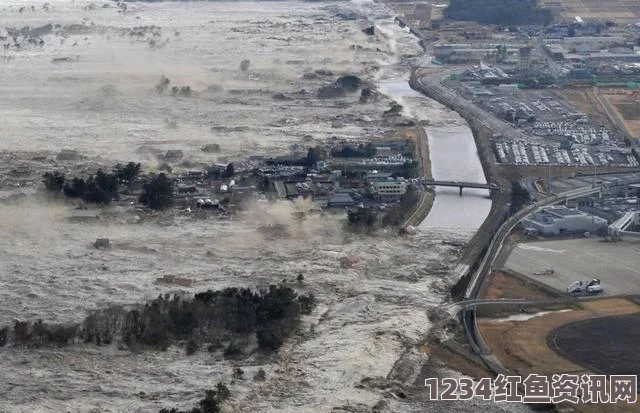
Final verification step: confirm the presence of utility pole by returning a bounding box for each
[591,163,597,232]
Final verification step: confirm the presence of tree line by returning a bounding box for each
[0,286,315,356]
[43,162,174,210]
[445,0,553,26]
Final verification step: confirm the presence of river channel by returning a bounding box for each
[371,4,492,234]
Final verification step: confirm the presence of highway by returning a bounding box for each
[413,70,534,142]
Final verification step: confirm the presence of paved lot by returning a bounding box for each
[503,238,640,296]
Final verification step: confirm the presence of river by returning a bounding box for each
[368,3,492,234]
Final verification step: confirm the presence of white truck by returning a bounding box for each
[567,278,603,295]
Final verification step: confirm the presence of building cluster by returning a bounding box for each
[434,43,523,65]
[543,36,640,65]
[166,139,417,213]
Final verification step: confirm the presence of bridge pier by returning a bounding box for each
[459,186,463,196]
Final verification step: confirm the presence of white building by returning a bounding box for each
[371,180,407,201]
[522,206,607,235]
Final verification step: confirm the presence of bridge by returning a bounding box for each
[421,179,500,195]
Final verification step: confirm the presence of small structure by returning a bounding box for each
[94,238,110,249]
[340,255,360,268]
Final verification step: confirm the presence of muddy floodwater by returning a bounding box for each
[0,1,522,412]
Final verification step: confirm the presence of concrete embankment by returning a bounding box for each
[403,125,434,228]
[409,69,512,298]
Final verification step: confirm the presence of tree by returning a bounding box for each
[403,160,418,179]
[232,367,244,380]
[43,171,65,192]
[158,384,229,413]
[222,163,235,178]
[63,177,87,198]
[510,182,531,214]
[140,173,174,210]
[445,0,553,26]
[347,207,377,231]
[114,162,141,184]
[253,368,266,381]
[84,179,112,204]
[306,145,324,166]
[364,142,377,158]
[186,339,199,355]
[256,328,283,351]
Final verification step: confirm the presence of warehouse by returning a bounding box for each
[522,206,607,235]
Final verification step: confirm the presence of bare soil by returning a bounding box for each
[605,94,640,138]
[482,270,556,300]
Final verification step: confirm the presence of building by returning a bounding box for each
[371,179,407,201]
[518,46,532,73]
[433,43,521,65]
[327,193,357,208]
[522,206,607,235]
[365,172,394,182]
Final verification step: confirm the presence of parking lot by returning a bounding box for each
[456,82,639,168]
[494,140,637,167]
[502,238,640,296]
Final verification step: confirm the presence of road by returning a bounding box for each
[414,69,533,142]
[461,185,603,362]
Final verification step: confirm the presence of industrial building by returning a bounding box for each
[433,43,521,65]
[522,206,608,236]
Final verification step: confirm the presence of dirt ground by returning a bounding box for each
[603,94,640,139]
[479,297,640,412]
[482,270,557,300]
[554,89,612,130]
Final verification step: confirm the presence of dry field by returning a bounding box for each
[603,92,640,139]
[540,0,640,22]
[479,297,640,413]
[482,270,557,300]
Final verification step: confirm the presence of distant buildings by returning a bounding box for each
[434,43,521,65]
